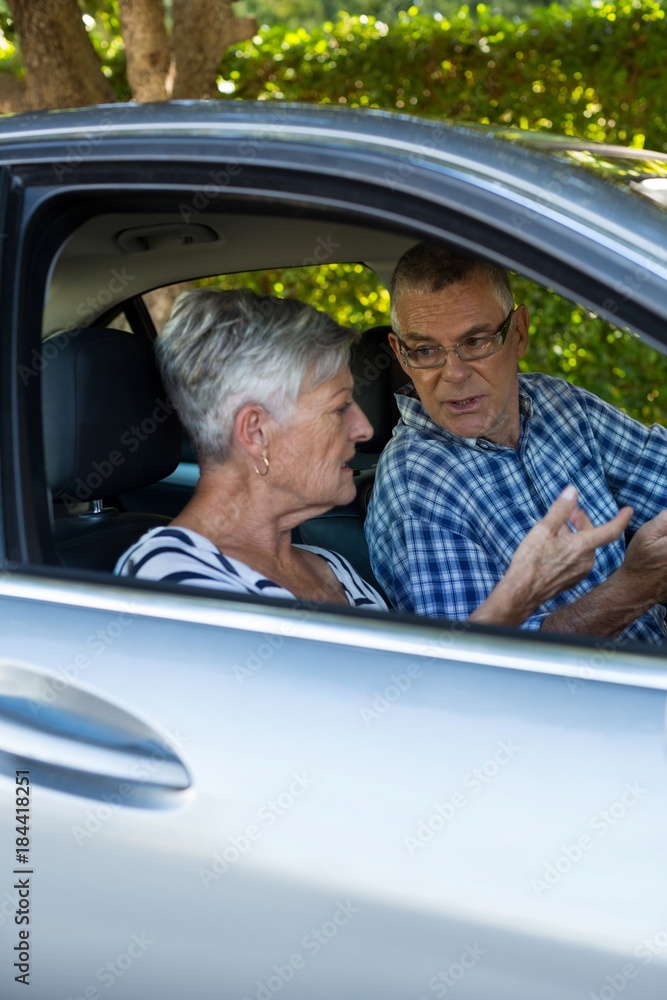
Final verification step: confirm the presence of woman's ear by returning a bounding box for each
[234,403,272,459]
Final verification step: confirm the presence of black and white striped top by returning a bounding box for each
[114,526,387,610]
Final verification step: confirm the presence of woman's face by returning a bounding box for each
[271,363,373,515]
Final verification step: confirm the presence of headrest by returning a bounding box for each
[42,328,182,502]
[350,325,403,453]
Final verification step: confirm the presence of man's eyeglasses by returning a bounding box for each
[396,308,515,370]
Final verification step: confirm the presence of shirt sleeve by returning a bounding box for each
[579,387,667,523]
[117,542,251,591]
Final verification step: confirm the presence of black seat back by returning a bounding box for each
[42,327,182,569]
[349,325,404,467]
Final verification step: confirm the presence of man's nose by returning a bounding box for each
[439,349,470,381]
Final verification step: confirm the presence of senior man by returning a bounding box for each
[365,242,667,641]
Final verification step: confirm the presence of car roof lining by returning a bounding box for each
[45,209,416,334]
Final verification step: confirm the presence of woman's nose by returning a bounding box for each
[352,403,373,442]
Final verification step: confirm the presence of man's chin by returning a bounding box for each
[437,415,487,440]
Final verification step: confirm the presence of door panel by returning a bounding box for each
[1,587,666,999]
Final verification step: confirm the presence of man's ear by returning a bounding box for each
[388,332,411,375]
[513,304,530,361]
[234,403,271,459]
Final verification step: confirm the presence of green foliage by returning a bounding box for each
[0,0,20,78]
[80,0,130,101]
[223,1,667,150]
[513,276,667,427]
[237,0,488,31]
[201,264,391,331]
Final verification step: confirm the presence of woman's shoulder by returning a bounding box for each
[114,525,280,595]
[114,525,216,572]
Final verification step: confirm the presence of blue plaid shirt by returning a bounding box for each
[365,372,667,642]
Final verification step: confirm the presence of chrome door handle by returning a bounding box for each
[0,660,191,794]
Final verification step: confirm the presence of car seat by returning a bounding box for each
[349,325,403,469]
[42,327,182,570]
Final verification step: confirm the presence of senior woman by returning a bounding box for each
[115,288,631,623]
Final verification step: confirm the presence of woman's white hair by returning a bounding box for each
[156,288,358,464]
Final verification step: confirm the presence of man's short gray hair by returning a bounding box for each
[390,243,514,333]
[156,288,358,464]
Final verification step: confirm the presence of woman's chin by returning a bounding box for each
[303,475,357,518]
[328,478,357,509]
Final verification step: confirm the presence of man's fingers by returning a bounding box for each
[569,506,594,533]
[542,489,631,549]
[587,506,633,547]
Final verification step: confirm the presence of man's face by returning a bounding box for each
[389,273,528,448]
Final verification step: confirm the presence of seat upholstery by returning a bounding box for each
[42,327,182,570]
[349,324,403,467]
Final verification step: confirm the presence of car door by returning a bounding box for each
[3,584,667,1000]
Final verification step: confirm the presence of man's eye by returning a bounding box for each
[461,336,489,352]
[412,345,439,358]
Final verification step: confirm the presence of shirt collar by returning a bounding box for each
[395,379,534,452]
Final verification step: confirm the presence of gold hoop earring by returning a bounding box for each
[253,456,270,477]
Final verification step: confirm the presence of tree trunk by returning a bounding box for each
[171,0,256,99]
[6,0,115,110]
[117,0,172,103]
[3,0,257,328]
[0,75,29,114]
[3,0,257,112]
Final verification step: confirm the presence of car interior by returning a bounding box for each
[36,205,418,596]
[30,186,665,621]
